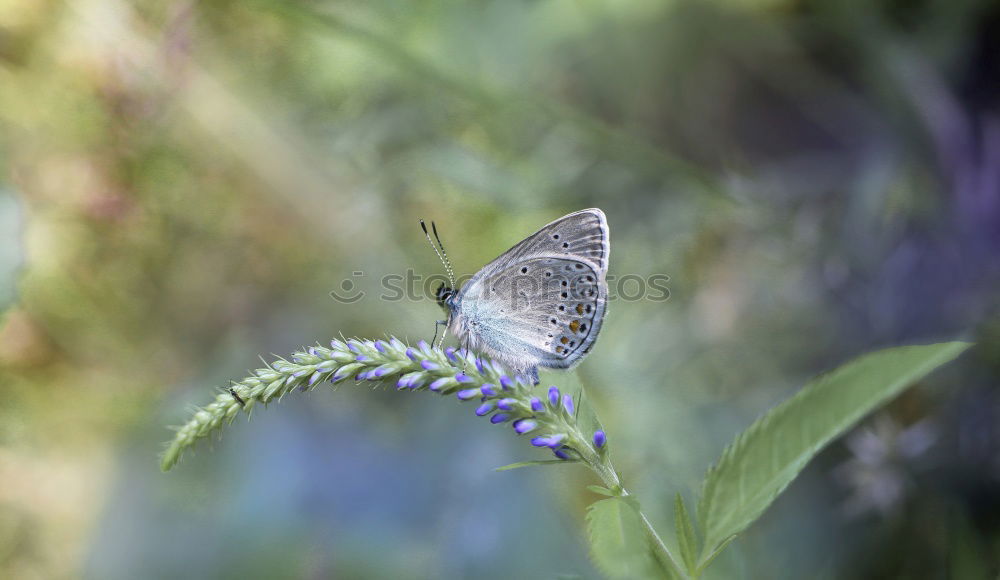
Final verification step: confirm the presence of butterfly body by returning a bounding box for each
[437,209,610,379]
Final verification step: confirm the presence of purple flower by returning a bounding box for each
[513,419,537,434]
[593,430,607,448]
[372,366,390,377]
[530,397,544,412]
[397,373,423,389]
[445,347,458,363]
[480,383,498,397]
[454,373,473,383]
[497,398,516,411]
[330,339,345,350]
[531,434,566,448]
[308,347,318,356]
[475,358,486,374]
[500,376,514,390]
[548,386,560,407]
[356,355,371,362]
[429,377,451,391]
[456,388,481,401]
[475,401,495,416]
[405,348,418,361]
[330,373,345,383]
[491,413,511,424]
[308,372,323,386]
[553,448,570,460]
[375,341,387,354]
[348,342,360,353]
[421,360,439,371]
[417,340,430,352]
[562,394,575,415]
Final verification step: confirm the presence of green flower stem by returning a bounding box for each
[592,449,690,579]
[162,337,594,470]
[161,336,686,578]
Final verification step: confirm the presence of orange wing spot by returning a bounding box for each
[556,345,565,353]
[569,320,581,333]
[560,336,569,345]
[575,304,584,315]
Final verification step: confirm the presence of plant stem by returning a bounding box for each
[591,453,689,579]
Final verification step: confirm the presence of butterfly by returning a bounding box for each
[423,209,610,383]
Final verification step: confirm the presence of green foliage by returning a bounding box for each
[673,493,699,576]
[586,497,661,579]
[696,342,972,564]
[494,460,578,471]
[587,485,617,497]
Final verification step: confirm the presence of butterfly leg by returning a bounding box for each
[432,319,448,349]
[526,366,539,386]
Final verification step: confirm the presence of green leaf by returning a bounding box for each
[587,485,616,497]
[586,497,661,579]
[493,459,578,471]
[674,493,698,575]
[697,341,972,563]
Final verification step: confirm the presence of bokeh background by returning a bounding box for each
[1,0,998,578]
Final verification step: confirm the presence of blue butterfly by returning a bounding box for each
[424,209,610,382]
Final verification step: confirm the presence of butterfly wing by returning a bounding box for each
[451,209,609,372]
[472,208,609,282]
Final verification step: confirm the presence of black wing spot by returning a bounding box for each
[553,233,560,240]
[575,263,584,270]
[520,266,528,274]
[562,242,569,249]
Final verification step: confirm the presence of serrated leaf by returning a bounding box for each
[586,497,660,579]
[697,341,971,563]
[494,459,577,472]
[674,493,698,575]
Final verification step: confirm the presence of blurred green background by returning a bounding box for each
[1,0,998,578]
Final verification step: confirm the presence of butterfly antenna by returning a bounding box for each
[431,221,456,288]
[420,219,455,288]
